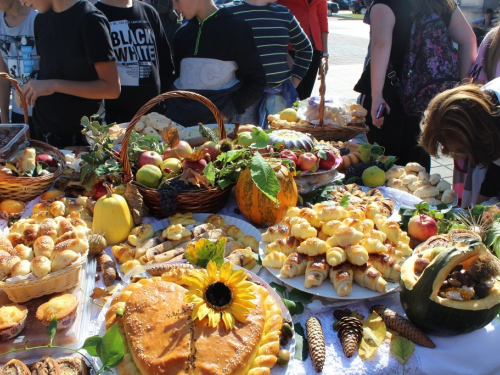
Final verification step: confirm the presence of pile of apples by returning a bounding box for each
[279,148,338,173]
[134,139,220,189]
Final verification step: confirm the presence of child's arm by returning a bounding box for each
[288,15,313,87]
[0,56,11,123]
[22,60,120,107]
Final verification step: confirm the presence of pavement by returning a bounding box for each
[314,13,454,183]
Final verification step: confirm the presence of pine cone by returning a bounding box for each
[306,316,325,372]
[337,316,363,358]
[370,305,436,348]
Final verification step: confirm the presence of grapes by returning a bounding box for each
[344,162,370,180]
[372,160,385,170]
[339,147,350,156]
[158,178,197,217]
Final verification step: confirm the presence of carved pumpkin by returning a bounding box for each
[235,163,298,227]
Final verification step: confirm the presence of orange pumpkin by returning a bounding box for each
[235,163,298,227]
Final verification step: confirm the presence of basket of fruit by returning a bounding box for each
[120,90,233,217]
[268,60,369,142]
[0,73,66,202]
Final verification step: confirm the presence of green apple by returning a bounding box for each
[161,158,182,178]
[136,165,162,188]
[236,132,257,147]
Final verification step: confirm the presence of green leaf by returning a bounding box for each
[317,149,327,160]
[339,195,350,208]
[371,145,384,157]
[48,317,57,345]
[185,238,227,268]
[282,298,296,314]
[99,322,125,368]
[294,322,309,361]
[203,162,217,186]
[390,336,415,366]
[250,153,281,205]
[80,116,90,127]
[344,176,358,184]
[252,129,270,148]
[384,156,397,170]
[309,165,318,173]
[226,149,246,163]
[217,178,233,190]
[485,221,500,258]
[81,336,102,357]
[288,289,314,303]
[269,282,287,296]
[252,252,262,266]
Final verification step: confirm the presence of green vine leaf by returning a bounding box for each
[99,322,125,369]
[288,289,313,304]
[81,335,102,357]
[48,317,57,346]
[269,282,287,296]
[390,335,414,366]
[203,162,217,186]
[294,322,309,361]
[250,153,281,205]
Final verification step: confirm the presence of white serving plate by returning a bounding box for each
[179,123,235,140]
[259,243,399,301]
[94,261,294,375]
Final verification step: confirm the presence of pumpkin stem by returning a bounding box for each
[103,182,113,198]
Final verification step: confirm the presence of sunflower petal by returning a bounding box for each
[219,261,233,282]
[232,299,256,310]
[185,293,205,304]
[221,310,235,330]
[229,306,248,323]
[227,269,247,285]
[193,302,211,321]
[208,310,221,327]
[183,274,207,290]
[207,261,218,283]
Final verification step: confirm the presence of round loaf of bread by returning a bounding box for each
[117,280,277,375]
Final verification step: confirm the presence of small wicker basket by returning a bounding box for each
[0,72,66,202]
[270,59,369,142]
[120,91,233,218]
[0,251,88,303]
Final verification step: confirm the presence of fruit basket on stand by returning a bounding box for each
[269,59,369,142]
[120,91,233,218]
[0,72,66,202]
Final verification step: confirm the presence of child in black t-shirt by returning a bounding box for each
[95,0,175,124]
[20,0,119,148]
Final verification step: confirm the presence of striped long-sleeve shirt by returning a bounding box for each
[225,1,313,88]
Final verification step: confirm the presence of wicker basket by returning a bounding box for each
[0,251,88,303]
[120,90,233,218]
[0,73,66,202]
[270,59,369,142]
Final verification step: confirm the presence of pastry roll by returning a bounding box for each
[428,173,441,186]
[320,220,343,238]
[280,252,307,278]
[225,225,244,242]
[284,206,301,217]
[347,209,365,221]
[262,251,287,269]
[384,244,404,263]
[31,356,62,375]
[325,246,347,267]
[31,211,54,223]
[10,259,31,277]
[2,359,31,375]
[0,255,21,279]
[369,254,401,281]
[55,230,79,245]
[39,218,58,240]
[226,248,256,270]
[0,234,13,254]
[377,220,401,245]
[33,236,55,258]
[224,240,244,256]
[399,232,410,246]
[17,147,36,174]
[262,224,290,243]
[342,218,364,232]
[169,212,196,225]
[205,214,226,228]
[265,236,301,255]
[55,217,74,237]
[441,188,457,204]
[351,263,387,293]
[111,245,134,264]
[240,235,259,252]
[192,223,216,238]
[315,204,347,222]
[53,238,89,254]
[385,166,405,180]
[129,223,155,245]
[8,233,23,247]
[329,263,353,297]
[405,162,425,173]
[51,250,79,272]
[12,244,33,261]
[291,221,317,239]
[66,200,83,215]
[69,218,87,228]
[364,229,387,243]
[22,224,40,246]
[31,256,51,278]
[297,237,331,256]
[119,259,141,275]
[297,208,323,228]
[345,245,369,266]
[360,238,387,254]
[305,255,330,288]
[10,219,35,234]
[361,219,375,233]
[49,200,66,217]
[395,241,412,257]
[328,225,363,247]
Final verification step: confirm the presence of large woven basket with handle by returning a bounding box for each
[120,90,233,218]
[0,72,66,202]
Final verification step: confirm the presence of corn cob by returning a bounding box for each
[306,316,325,372]
[439,286,475,301]
[370,305,436,348]
[337,316,363,358]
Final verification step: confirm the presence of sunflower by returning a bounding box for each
[182,260,256,330]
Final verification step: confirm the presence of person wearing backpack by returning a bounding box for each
[354,0,475,172]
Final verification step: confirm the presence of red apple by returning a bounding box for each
[35,153,58,167]
[163,140,193,160]
[250,145,274,157]
[280,150,298,165]
[92,181,113,200]
[138,151,163,167]
[297,152,318,172]
[408,214,438,242]
[200,141,220,162]
[182,158,207,173]
[318,150,339,170]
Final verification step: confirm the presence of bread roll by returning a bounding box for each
[39,218,59,240]
[385,166,405,180]
[345,245,369,266]
[2,359,31,375]
[320,220,343,237]
[51,250,79,272]
[418,171,430,183]
[33,236,55,258]
[8,232,23,247]
[325,246,346,267]
[280,252,307,278]
[428,173,441,186]
[225,248,256,270]
[31,256,51,278]
[56,356,88,375]
[327,225,363,247]
[205,214,226,228]
[240,235,259,252]
[297,237,331,256]
[0,255,21,279]
[10,259,31,277]
[31,211,55,223]
[54,217,74,237]
[262,251,287,269]
[54,238,89,254]
[32,202,51,215]
[441,188,457,204]
[408,180,425,192]
[330,263,353,297]
[22,224,39,246]
[262,224,290,242]
[0,234,13,254]
[402,174,418,186]
[49,200,66,217]
[290,221,317,239]
[405,162,425,173]
[305,255,329,288]
[225,225,244,242]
